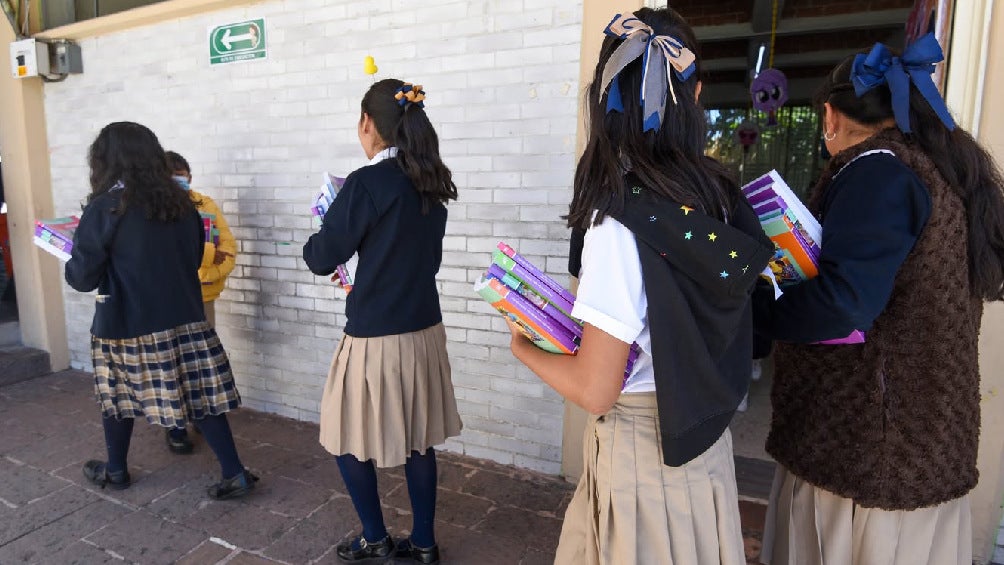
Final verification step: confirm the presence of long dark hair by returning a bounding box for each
[817,55,1004,301]
[87,122,195,222]
[568,7,738,229]
[361,79,458,213]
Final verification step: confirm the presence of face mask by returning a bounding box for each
[173,175,191,191]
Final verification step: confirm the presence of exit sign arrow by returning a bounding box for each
[221,28,254,51]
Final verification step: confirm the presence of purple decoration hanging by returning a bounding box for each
[750,68,789,126]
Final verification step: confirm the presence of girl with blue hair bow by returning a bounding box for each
[755,33,1004,565]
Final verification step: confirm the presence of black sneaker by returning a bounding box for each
[336,534,395,563]
[82,460,131,490]
[165,429,194,454]
[207,469,259,500]
[394,538,440,564]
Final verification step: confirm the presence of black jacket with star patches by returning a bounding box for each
[570,184,773,466]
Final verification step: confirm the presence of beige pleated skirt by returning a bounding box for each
[318,323,463,468]
[759,465,972,565]
[554,392,746,565]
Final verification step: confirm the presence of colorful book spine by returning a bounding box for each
[475,273,579,355]
[33,217,79,262]
[486,264,582,338]
[742,171,865,345]
[492,248,576,318]
[496,242,577,305]
[480,241,642,383]
[309,173,353,292]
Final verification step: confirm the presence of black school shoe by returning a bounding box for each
[395,538,440,564]
[82,460,131,490]
[207,469,259,500]
[165,429,194,454]
[336,535,395,563]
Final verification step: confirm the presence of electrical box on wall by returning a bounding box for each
[9,38,50,78]
[9,38,82,79]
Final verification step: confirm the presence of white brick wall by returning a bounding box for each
[44,0,582,475]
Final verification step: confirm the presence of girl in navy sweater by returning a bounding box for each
[303,80,461,564]
[66,122,256,500]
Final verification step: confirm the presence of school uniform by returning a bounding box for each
[303,148,462,468]
[755,131,974,565]
[556,180,773,565]
[65,186,240,428]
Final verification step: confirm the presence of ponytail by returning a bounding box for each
[361,79,458,213]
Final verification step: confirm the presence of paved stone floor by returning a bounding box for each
[0,371,766,564]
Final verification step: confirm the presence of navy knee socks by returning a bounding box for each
[194,413,244,479]
[404,448,438,548]
[101,415,134,474]
[336,449,440,548]
[336,453,389,542]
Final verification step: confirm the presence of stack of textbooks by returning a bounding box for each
[310,172,354,293]
[200,212,221,245]
[742,170,865,345]
[474,241,639,382]
[33,216,79,262]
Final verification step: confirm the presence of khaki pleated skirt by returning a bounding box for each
[759,465,972,565]
[554,392,746,565]
[318,323,463,468]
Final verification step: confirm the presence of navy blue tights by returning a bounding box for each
[101,413,244,479]
[336,448,438,548]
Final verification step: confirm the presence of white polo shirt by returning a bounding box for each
[570,215,655,393]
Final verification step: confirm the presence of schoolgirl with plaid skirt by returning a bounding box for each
[303,79,461,565]
[65,122,257,500]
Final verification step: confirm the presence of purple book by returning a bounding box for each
[487,264,582,337]
[475,272,580,354]
[496,242,577,311]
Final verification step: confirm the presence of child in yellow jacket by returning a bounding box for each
[164,150,237,453]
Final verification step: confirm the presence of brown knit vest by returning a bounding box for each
[767,129,983,510]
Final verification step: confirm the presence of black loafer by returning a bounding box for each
[82,460,131,490]
[165,429,194,454]
[394,538,440,564]
[336,535,395,563]
[207,469,259,500]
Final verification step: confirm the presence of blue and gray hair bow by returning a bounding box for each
[600,14,698,132]
[849,32,954,133]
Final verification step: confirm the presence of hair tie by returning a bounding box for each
[599,14,697,132]
[849,32,954,133]
[394,83,426,109]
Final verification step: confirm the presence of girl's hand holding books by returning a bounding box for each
[504,316,535,354]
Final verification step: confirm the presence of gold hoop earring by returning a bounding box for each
[824,130,836,142]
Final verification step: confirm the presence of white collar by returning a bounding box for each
[368,147,398,165]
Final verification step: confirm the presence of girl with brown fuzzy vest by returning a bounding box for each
[754,34,1004,565]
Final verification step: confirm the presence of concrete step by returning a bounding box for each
[735,455,776,503]
[0,346,51,386]
[0,320,19,347]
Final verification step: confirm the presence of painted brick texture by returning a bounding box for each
[44,0,583,475]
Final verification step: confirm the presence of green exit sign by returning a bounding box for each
[209,18,266,66]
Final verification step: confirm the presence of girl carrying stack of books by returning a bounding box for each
[303,79,461,564]
[66,122,257,501]
[509,8,773,564]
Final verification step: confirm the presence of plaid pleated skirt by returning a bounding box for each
[319,323,462,468]
[90,321,241,428]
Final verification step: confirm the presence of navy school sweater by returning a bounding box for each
[65,188,207,339]
[753,152,932,342]
[302,158,446,338]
